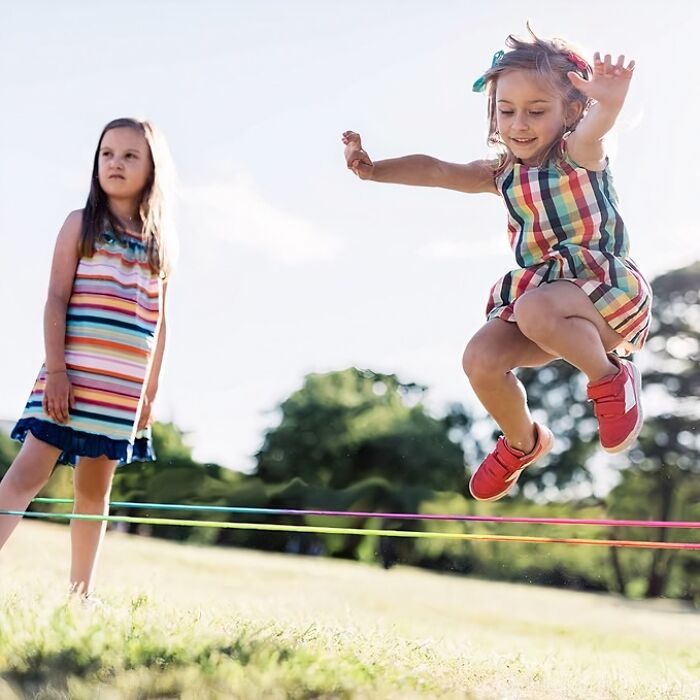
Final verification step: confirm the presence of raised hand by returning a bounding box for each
[342,131,374,179]
[568,53,635,108]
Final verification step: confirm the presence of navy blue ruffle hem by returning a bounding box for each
[11,418,156,467]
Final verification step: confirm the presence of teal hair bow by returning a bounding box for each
[472,50,504,93]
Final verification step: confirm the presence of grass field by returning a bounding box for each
[0,521,698,699]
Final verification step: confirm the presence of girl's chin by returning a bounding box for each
[102,183,138,197]
[506,144,553,166]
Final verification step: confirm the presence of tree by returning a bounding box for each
[256,368,469,493]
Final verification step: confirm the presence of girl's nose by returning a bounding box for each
[513,114,528,130]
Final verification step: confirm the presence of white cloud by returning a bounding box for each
[181,174,343,265]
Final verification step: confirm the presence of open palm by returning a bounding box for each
[568,52,635,107]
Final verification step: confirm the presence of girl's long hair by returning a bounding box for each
[482,26,592,175]
[80,117,175,276]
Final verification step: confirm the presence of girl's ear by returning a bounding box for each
[565,101,584,129]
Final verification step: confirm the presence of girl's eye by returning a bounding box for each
[499,110,514,116]
[529,111,544,116]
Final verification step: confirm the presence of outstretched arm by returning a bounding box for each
[342,131,498,194]
[567,52,635,169]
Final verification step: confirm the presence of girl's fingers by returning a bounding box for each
[44,391,73,422]
[54,398,64,422]
[138,406,150,430]
[593,51,634,78]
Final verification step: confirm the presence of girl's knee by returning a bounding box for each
[462,340,508,384]
[514,291,557,339]
[73,463,116,506]
[73,482,111,508]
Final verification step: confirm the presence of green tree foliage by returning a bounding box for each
[255,368,469,493]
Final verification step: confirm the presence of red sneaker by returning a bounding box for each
[469,423,554,501]
[587,355,643,453]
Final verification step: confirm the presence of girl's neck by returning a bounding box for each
[108,199,142,232]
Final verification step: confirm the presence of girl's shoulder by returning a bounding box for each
[63,209,84,232]
[56,209,84,250]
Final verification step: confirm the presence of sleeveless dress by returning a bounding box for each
[12,229,163,466]
[487,143,651,355]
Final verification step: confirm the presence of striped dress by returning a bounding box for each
[487,143,651,354]
[12,228,163,466]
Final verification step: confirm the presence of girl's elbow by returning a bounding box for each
[45,293,69,313]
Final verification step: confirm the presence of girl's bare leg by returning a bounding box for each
[70,456,118,595]
[462,319,558,454]
[0,434,60,550]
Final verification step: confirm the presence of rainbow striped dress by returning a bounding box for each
[12,229,162,466]
[487,144,651,353]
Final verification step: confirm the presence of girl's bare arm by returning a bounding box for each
[342,131,497,194]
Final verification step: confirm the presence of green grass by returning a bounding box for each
[0,521,698,699]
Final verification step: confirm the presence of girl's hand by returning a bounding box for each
[43,371,75,424]
[137,394,154,431]
[568,53,635,108]
[342,131,374,179]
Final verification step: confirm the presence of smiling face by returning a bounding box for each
[97,127,153,202]
[495,70,581,165]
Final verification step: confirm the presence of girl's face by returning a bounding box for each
[495,70,580,165]
[97,127,153,202]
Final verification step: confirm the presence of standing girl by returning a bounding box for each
[342,28,651,501]
[0,117,173,595]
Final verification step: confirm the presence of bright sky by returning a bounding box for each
[0,1,697,471]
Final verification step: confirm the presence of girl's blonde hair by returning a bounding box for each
[81,117,175,277]
[481,26,592,174]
